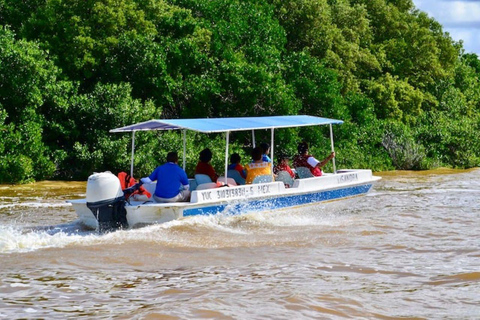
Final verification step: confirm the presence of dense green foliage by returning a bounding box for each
[0,0,479,183]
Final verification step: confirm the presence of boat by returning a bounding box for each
[68,115,381,231]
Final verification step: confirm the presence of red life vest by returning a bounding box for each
[195,162,219,182]
[273,163,295,178]
[117,172,151,199]
[292,154,322,176]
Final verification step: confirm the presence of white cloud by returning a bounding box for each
[412,0,480,54]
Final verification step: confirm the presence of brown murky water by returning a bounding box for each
[0,169,479,319]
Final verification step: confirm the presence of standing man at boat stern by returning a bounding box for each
[140,152,190,203]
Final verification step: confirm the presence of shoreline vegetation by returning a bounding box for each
[1,0,479,184]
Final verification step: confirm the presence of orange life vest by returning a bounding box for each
[245,162,272,184]
[117,172,151,199]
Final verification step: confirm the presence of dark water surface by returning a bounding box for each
[1,169,479,319]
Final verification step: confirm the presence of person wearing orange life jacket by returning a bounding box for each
[245,147,273,184]
[117,171,152,201]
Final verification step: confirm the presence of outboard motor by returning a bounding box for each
[86,172,128,232]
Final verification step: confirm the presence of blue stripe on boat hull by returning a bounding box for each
[183,184,372,217]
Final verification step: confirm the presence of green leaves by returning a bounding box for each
[0,0,479,182]
[0,27,59,182]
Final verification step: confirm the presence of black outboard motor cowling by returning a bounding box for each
[87,196,128,232]
[86,172,129,232]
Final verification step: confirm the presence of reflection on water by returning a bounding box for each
[0,170,479,319]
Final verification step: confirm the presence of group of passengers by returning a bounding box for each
[133,142,335,203]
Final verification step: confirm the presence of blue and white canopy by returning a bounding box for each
[110,115,343,133]
[116,115,344,176]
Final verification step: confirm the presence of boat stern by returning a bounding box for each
[67,199,98,230]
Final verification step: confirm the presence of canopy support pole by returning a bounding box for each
[329,124,336,174]
[270,128,274,179]
[182,130,186,171]
[224,131,230,185]
[252,130,256,148]
[130,131,135,177]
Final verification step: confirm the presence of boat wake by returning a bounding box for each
[0,202,71,210]
[0,221,99,254]
[0,203,355,254]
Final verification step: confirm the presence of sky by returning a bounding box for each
[412,0,480,55]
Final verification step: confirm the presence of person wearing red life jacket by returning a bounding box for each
[292,142,335,177]
[273,154,295,178]
[195,148,219,182]
[117,171,152,201]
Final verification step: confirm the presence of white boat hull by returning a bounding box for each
[69,169,380,230]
